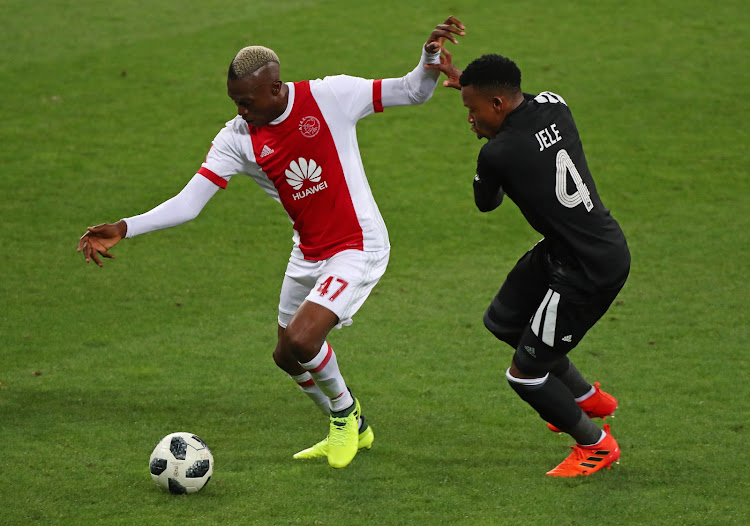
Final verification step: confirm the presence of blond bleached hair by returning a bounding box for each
[229,46,279,79]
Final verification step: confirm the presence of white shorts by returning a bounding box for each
[277,248,390,329]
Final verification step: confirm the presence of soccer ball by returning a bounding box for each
[149,432,214,494]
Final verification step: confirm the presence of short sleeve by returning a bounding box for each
[316,75,379,122]
[198,122,247,188]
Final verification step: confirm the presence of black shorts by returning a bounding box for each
[484,239,626,357]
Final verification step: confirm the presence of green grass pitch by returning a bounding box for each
[0,1,748,524]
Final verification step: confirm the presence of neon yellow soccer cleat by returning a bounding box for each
[327,397,360,468]
[293,423,374,460]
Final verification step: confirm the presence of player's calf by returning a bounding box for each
[547,382,617,433]
[505,369,582,432]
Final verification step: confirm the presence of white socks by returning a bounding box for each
[290,371,330,415]
[299,342,353,412]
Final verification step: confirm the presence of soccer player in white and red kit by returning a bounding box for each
[78,17,465,468]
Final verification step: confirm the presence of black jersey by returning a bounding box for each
[473,91,630,289]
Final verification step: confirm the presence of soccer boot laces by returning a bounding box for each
[548,382,618,433]
[546,424,620,477]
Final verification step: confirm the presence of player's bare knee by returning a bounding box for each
[283,326,323,362]
[272,344,289,370]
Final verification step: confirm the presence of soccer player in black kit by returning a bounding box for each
[427,53,630,476]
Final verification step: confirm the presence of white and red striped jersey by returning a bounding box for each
[122,48,440,249]
[199,76,391,260]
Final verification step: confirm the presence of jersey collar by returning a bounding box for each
[269,82,295,126]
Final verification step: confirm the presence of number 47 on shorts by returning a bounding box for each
[317,276,349,301]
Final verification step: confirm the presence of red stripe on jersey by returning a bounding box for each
[249,81,364,260]
[310,343,333,374]
[297,379,316,388]
[373,79,383,113]
[198,167,228,189]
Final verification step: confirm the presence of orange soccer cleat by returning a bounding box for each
[547,382,617,433]
[546,424,620,477]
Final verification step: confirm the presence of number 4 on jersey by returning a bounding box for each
[555,149,594,212]
[317,276,349,301]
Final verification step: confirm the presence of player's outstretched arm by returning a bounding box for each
[78,220,127,267]
[379,16,465,108]
[77,174,221,267]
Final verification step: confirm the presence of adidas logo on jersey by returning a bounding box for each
[524,345,536,357]
[562,335,573,342]
[260,145,274,158]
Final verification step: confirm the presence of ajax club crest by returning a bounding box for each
[299,116,320,138]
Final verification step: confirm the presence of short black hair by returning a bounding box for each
[459,54,522,93]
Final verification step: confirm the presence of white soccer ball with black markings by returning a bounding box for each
[149,432,214,494]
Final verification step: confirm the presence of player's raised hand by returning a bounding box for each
[77,220,127,267]
[424,16,465,54]
[424,46,463,90]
